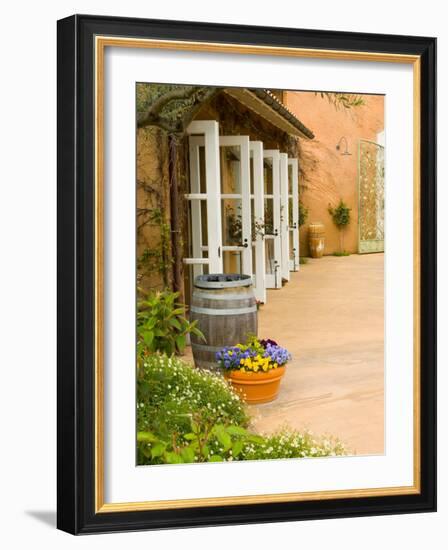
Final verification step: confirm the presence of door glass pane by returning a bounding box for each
[220,146,241,194]
[186,199,208,255]
[263,160,273,195]
[222,198,243,246]
[249,155,254,195]
[223,250,242,274]
[288,197,294,226]
[198,146,206,194]
[289,230,295,260]
[288,163,293,194]
[264,197,274,235]
[200,200,208,247]
[265,238,275,274]
[251,198,264,243]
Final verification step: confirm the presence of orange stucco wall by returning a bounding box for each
[284,91,384,255]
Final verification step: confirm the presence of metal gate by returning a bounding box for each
[358,139,385,254]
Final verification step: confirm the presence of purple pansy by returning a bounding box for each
[263,343,291,366]
[216,338,291,371]
[259,338,278,349]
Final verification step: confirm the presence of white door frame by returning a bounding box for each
[184,121,223,275]
[279,153,290,282]
[288,158,300,271]
[250,141,266,303]
[263,150,282,289]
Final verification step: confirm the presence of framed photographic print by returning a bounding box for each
[57,14,436,534]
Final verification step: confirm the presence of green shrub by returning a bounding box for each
[137,290,204,360]
[137,354,250,464]
[137,354,346,465]
[328,199,351,228]
[328,199,352,253]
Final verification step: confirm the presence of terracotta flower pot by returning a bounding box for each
[225,366,286,404]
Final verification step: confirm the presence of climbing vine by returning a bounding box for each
[316,92,365,111]
[137,205,173,288]
[136,126,174,292]
[298,201,309,228]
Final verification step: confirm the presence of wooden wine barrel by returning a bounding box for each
[308,222,325,258]
[190,274,258,370]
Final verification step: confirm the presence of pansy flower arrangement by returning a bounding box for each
[216,336,291,373]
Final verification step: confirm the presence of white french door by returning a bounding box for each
[184,121,223,278]
[250,141,266,303]
[184,121,281,304]
[279,153,290,282]
[185,124,259,286]
[263,150,282,289]
[219,135,252,278]
[288,158,300,271]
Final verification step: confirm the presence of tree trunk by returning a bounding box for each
[168,135,184,300]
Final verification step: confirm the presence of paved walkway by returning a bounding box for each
[251,253,384,456]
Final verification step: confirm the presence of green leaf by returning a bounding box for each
[232,439,244,458]
[169,317,182,330]
[191,326,206,341]
[139,446,152,459]
[175,334,186,351]
[137,431,157,443]
[213,425,232,451]
[165,452,183,464]
[151,442,167,458]
[183,439,198,452]
[143,318,157,330]
[209,455,223,462]
[180,447,195,463]
[191,420,199,433]
[143,331,154,346]
[183,433,197,441]
[226,425,248,436]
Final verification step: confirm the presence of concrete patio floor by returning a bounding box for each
[251,253,384,456]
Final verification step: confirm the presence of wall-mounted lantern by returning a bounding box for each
[336,136,352,156]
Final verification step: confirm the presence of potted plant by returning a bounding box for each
[328,199,351,255]
[216,336,291,404]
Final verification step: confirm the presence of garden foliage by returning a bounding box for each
[328,199,352,253]
[298,200,309,228]
[328,199,351,228]
[137,353,346,465]
[137,290,204,361]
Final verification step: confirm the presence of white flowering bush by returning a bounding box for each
[137,353,346,465]
[238,429,346,461]
[137,353,250,464]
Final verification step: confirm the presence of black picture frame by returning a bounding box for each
[57,14,436,534]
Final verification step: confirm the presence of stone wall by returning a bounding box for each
[136,125,172,293]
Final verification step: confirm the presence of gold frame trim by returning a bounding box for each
[94,36,421,513]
